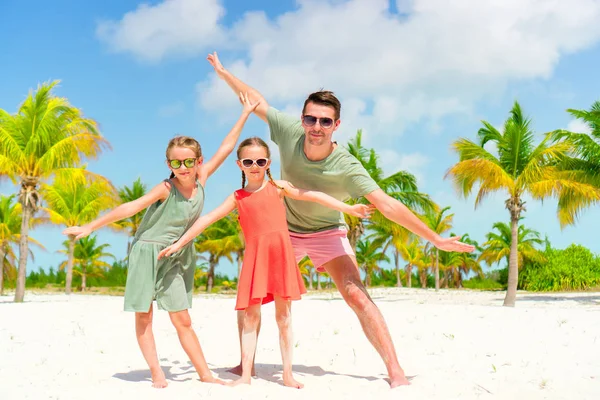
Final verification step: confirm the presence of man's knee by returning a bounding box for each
[343,281,373,313]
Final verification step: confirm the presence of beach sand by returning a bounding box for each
[1,288,599,400]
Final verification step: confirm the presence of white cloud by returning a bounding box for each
[96,0,227,62]
[379,149,429,186]
[158,101,185,117]
[566,119,592,134]
[99,0,600,141]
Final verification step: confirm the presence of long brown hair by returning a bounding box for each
[236,137,279,188]
[166,136,202,179]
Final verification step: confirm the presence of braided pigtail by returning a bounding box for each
[241,171,246,188]
[266,168,284,190]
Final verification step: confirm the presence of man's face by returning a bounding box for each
[301,102,341,147]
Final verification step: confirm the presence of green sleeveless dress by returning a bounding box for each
[124,179,205,312]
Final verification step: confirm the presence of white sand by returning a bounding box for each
[1,288,599,400]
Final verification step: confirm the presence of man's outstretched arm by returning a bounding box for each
[207,52,270,123]
[365,189,476,253]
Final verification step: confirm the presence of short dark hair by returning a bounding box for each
[302,90,341,120]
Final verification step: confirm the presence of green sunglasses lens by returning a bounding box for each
[183,158,196,168]
[169,159,182,168]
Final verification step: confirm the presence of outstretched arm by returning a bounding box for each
[199,92,260,183]
[277,180,374,218]
[157,194,237,259]
[63,182,170,240]
[365,189,475,253]
[207,52,270,123]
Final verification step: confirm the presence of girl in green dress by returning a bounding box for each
[63,93,260,388]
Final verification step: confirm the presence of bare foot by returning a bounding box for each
[200,375,226,385]
[389,373,411,388]
[150,367,168,388]
[226,364,257,377]
[283,373,304,389]
[226,377,252,387]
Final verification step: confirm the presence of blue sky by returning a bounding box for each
[1,0,600,279]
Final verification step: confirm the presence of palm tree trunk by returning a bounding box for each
[365,267,371,287]
[236,252,243,278]
[406,264,412,288]
[65,235,76,294]
[394,251,403,287]
[419,268,427,288]
[14,204,33,303]
[317,273,321,290]
[504,213,520,307]
[81,266,87,292]
[434,249,440,291]
[206,260,216,292]
[308,270,314,290]
[348,222,364,251]
[0,245,5,296]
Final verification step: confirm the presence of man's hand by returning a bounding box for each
[207,52,227,79]
[433,236,475,253]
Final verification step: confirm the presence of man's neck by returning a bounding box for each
[303,140,337,162]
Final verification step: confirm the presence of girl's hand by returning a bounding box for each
[347,204,375,218]
[158,242,182,260]
[239,92,261,115]
[62,225,92,240]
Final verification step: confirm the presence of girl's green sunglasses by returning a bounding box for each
[168,158,197,169]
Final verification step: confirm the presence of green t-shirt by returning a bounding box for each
[267,107,380,233]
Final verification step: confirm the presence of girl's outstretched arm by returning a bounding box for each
[276,180,374,218]
[157,194,237,259]
[198,93,260,185]
[63,181,171,240]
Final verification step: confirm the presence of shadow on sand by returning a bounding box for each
[518,294,600,305]
[112,359,195,384]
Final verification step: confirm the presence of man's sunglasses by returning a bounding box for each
[302,115,335,129]
[240,158,269,168]
[168,158,197,169]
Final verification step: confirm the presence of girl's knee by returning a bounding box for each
[275,309,291,328]
[243,308,261,327]
[169,311,192,330]
[136,312,153,325]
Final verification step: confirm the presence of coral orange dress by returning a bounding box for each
[234,182,307,310]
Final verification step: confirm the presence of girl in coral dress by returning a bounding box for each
[158,137,372,388]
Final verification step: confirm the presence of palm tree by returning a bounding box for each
[449,233,483,288]
[195,213,242,292]
[0,81,109,302]
[117,178,148,254]
[40,170,119,294]
[356,238,389,287]
[0,195,44,295]
[344,130,435,249]
[397,237,426,288]
[298,256,315,290]
[551,101,600,203]
[368,222,412,287]
[446,101,600,306]
[422,206,454,291]
[479,221,546,271]
[59,235,114,291]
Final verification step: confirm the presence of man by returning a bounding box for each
[207,52,474,388]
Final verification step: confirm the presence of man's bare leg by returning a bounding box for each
[135,305,168,388]
[323,255,410,388]
[169,310,224,384]
[228,305,261,386]
[274,295,303,388]
[227,309,260,377]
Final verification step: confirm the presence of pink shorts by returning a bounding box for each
[289,228,355,272]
